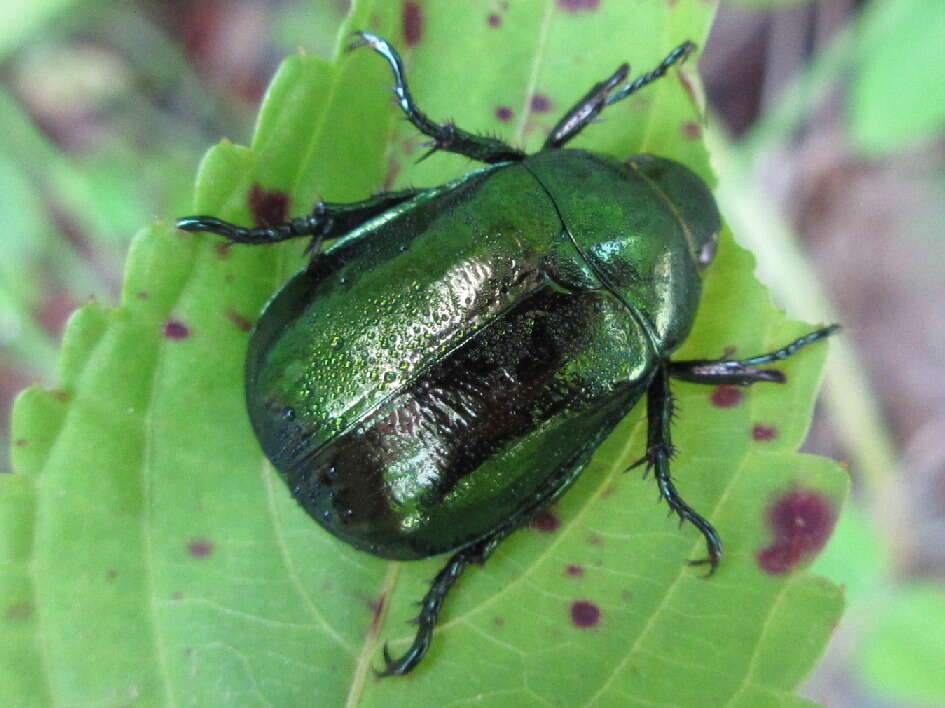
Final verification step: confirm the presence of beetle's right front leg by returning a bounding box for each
[175,188,424,250]
[631,362,723,572]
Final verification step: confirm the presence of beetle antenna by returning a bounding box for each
[543,41,695,150]
[605,41,696,107]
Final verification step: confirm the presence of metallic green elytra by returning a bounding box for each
[177,33,838,676]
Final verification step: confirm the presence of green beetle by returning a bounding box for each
[177,33,837,676]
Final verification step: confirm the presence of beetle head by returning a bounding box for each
[626,155,721,274]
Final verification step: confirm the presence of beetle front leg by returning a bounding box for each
[632,363,723,571]
[175,188,425,250]
[668,325,839,385]
[348,32,525,164]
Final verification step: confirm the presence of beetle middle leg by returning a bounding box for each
[641,325,840,570]
[633,363,723,571]
[176,188,424,253]
[348,32,525,164]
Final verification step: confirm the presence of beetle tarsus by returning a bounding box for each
[668,325,840,385]
[375,540,485,677]
[347,31,525,164]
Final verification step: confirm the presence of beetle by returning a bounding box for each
[177,32,838,676]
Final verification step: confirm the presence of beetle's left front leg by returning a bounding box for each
[633,363,723,571]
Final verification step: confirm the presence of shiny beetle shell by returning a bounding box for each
[246,148,720,559]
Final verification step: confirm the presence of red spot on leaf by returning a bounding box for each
[164,320,190,340]
[495,106,514,122]
[52,389,70,402]
[136,291,149,299]
[215,242,232,259]
[106,569,118,580]
[487,13,501,27]
[248,184,289,228]
[752,424,778,441]
[531,510,560,533]
[710,385,743,407]
[558,0,600,11]
[566,564,584,577]
[682,121,701,140]
[530,93,553,113]
[586,535,603,546]
[402,2,423,46]
[570,600,600,627]
[187,539,215,558]
[757,489,836,574]
[494,617,505,626]
[14,439,28,448]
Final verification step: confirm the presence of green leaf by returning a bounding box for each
[3,1,847,705]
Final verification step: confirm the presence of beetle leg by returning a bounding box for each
[378,445,594,676]
[348,32,525,164]
[635,363,723,572]
[668,325,840,385]
[175,189,424,249]
[376,533,503,677]
[544,41,695,149]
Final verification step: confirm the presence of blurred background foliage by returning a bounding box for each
[1,0,943,705]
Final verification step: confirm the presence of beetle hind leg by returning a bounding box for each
[378,446,594,676]
[377,533,503,677]
[348,32,525,164]
[633,364,723,571]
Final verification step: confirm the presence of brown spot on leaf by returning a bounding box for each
[5,602,32,620]
[752,424,778,441]
[710,385,743,407]
[530,93,553,113]
[570,600,600,627]
[164,320,190,340]
[187,538,214,558]
[402,2,423,46]
[558,0,600,11]
[248,184,289,228]
[682,121,701,140]
[370,593,386,634]
[531,510,560,533]
[757,489,836,574]
[226,309,253,332]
